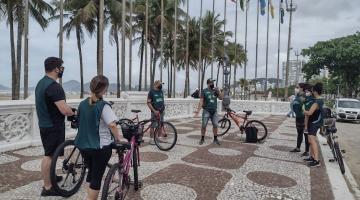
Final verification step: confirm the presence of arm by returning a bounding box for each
[108,122,122,142]
[194,97,204,117]
[102,105,122,141]
[304,103,319,116]
[147,98,158,114]
[55,100,75,116]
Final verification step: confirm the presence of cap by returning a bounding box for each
[206,78,216,84]
[154,80,164,85]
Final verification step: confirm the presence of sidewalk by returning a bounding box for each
[0,115,356,200]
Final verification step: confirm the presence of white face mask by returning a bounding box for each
[294,88,300,94]
[305,92,311,97]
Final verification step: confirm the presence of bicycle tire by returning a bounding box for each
[154,121,177,151]
[218,118,231,136]
[101,163,130,200]
[133,147,139,191]
[50,140,86,197]
[245,120,268,142]
[334,142,345,174]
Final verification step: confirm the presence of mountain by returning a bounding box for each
[0,84,9,90]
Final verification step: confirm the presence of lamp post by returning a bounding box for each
[221,54,231,110]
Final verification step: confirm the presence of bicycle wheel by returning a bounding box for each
[218,118,231,136]
[245,120,268,142]
[50,140,86,197]
[101,163,130,200]
[334,142,345,174]
[154,122,177,151]
[133,147,139,191]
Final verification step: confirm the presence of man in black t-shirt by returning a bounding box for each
[35,57,75,196]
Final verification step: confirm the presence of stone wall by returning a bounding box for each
[0,98,289,152]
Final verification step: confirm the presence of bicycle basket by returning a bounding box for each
[121,124,144,143]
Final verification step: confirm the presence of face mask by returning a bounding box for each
[209,84,215,89]
[294,88,300,94]
[57,68,64,78]
[158,85,162,90]
[305,92,311,97]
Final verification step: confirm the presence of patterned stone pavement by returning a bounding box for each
[0,114,339,200]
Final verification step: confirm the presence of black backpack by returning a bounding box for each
[245,126,258,143]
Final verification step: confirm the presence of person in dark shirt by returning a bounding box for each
[35,57,75,196]
[304,83,324,168]
[290,83,306,155]
[194,79,223,145]
[147,80,165,145]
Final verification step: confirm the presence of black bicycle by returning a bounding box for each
[323,118,345,174]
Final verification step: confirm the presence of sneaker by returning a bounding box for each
[303,156,315,162]
[213,139,220,145]
[199,139,204,145]
[40,187,59,197]
[308,160,321,167]
[290,148,301,153]
[301,152,309,157]
[56,175,63,183]
[149,140,155,145]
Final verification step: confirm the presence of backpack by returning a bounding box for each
[245,125,258,143]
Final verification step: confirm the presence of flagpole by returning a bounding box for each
[160,0,164,82]
[265,0,270,99]
[59,0,64,85]
[233,0,238,98]
[173,0,177,98]
[223,0,227,88]
[276,0,282,101]
[244,0,249,99]
[284,0,296,98]
[145,0,149,90]
[184,0,190,97]
[211,0,215,79]
[198,0,203,90]
[129,0,133,90]
[255,0,259,100]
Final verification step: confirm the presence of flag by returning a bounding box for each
[260,0,266,16]
[269,0,275,18]
[240,0,244,11]
[280,0,285,24]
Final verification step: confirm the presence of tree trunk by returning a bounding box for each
[16,4,24,100]
[216,63,220,87]
[167,62,170,98]
[184,54,190,97]
[24,0,29,99]
[76,28,84,99]
[233,66,236,98]
[170,60,173,98]
[9,13,16,100]
[115,29,120,97]
[138,31,145,91]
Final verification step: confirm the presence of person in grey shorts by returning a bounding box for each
[194,79,223,145]
[147,80,165,144]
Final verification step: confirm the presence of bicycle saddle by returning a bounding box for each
[131,109,142,113]
[110,141,131,151]
[243,110,252,115]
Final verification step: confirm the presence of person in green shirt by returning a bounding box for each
[195,79,223,145]
[304,83,324,168]
[35,57,75,196]
[290,83,310,156]
[147,80,165,144]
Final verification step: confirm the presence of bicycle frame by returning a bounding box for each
[117,136,139,177]
[224,110,249,129]
[129,113,162,134]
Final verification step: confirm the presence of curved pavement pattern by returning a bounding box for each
[0,114,356,199]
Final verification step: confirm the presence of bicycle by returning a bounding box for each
[101,120,143,200]
[119,109,177,151]
[322,118,345,174]
[217,108,268,142]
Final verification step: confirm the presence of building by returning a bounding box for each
[282,60,305,87]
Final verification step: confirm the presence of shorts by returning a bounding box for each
[202,109,218,128]
[151,111,165,128]
[81,147,112,190]
[40,125,65,156]
[308,124,320,136]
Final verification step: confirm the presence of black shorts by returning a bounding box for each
[308,124,320,136]
[40,125,65,156]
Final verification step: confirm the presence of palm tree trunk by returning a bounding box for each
[98,0,104,75]
[129,0,133,91]
[184,0,190,97]
[76,28,84,99]
[150,47,154,88]
[198,0,203,90]
[233,0,238,98]
[139,31,145,91]
[16,3,24,100]
[167,62,170,98]
[9,13,16,100]
[23,0,29,99]
[121,0,126,91]
[265,0,270,98]
[255,0,260,100]
[160,0,164,82]
[211,0,215,79]
[276,0,282,101]
[216,62,220,87]
[145,0,149,90]
[59,0,64,85]
[116,29,120,97]
[173,0,178,98]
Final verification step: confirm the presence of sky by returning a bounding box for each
[0,0,359,91]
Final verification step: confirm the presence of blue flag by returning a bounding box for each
[260,0,266,16]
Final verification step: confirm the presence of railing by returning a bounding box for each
[0,98,289,152]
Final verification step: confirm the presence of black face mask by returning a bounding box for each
[57,68,64,78]
[209,84,215,89]
[158,85,162,90]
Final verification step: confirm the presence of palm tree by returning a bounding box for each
[1,0,53,100]
[226,41,246,96]
[52,0,96,98]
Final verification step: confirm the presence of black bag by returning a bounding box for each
[245,126,258,143]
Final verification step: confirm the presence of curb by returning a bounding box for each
[318,134,360,200]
